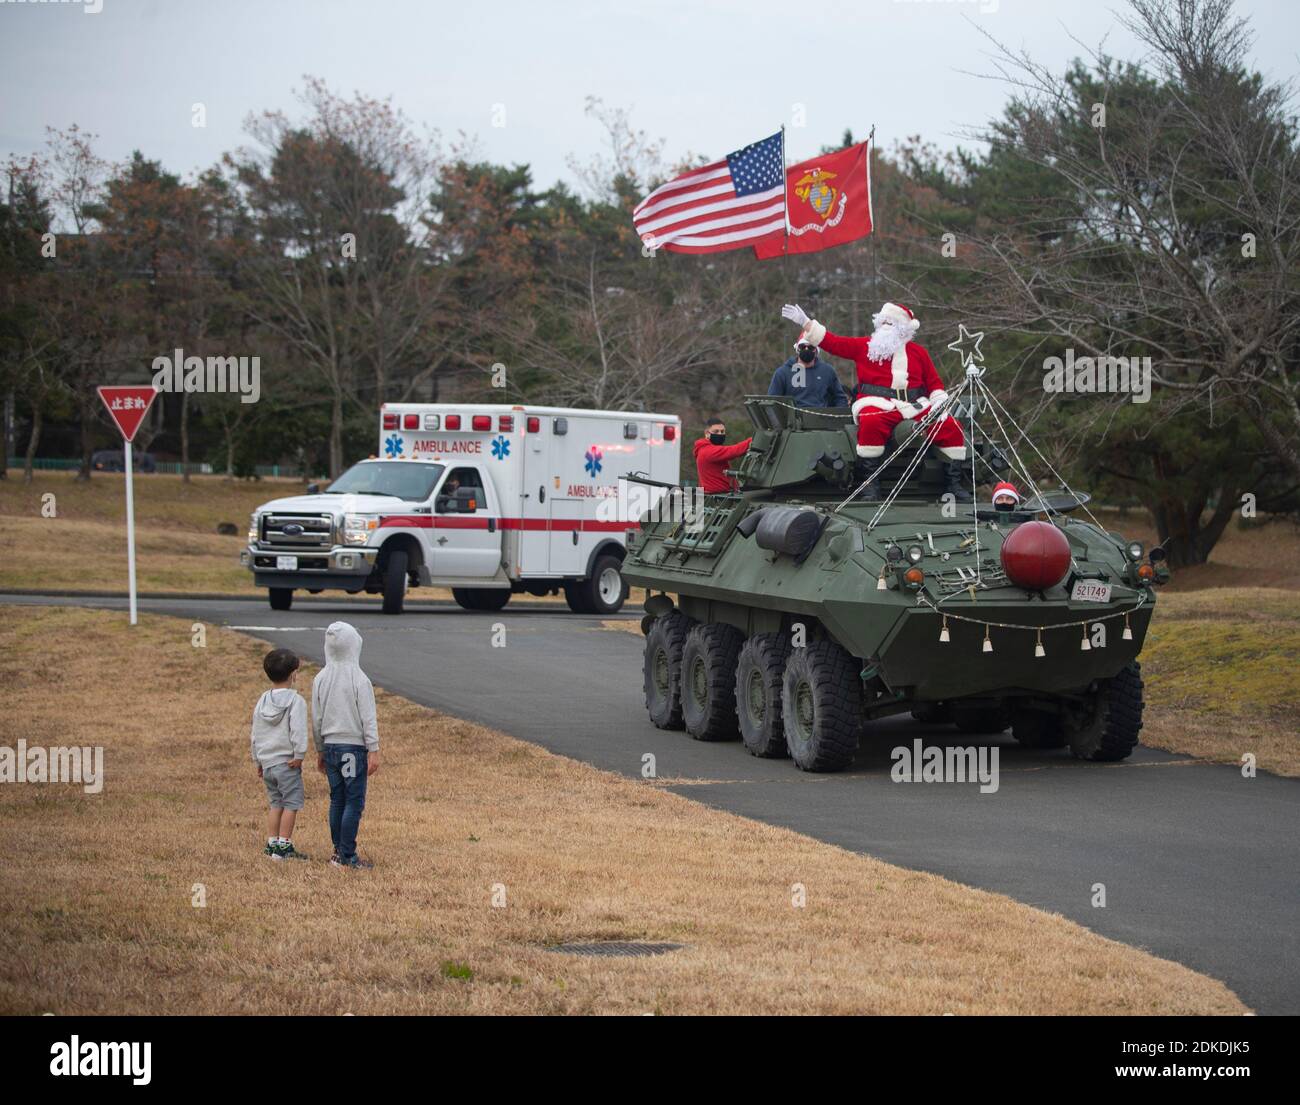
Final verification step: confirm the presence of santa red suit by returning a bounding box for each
[797,303,966,462]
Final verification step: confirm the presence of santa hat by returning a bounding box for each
[875,302,920,336]
[991,481,1020,505]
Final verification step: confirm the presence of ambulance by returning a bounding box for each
[242,403,682,614]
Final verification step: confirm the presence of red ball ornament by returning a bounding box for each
[1000,520,1071,591]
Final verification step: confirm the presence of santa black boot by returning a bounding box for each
[943,460,974,503]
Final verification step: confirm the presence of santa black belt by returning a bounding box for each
[858,383,927,402]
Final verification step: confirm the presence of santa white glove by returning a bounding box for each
[781,303,809,328]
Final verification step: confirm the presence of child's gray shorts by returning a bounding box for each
[263,763,305,811]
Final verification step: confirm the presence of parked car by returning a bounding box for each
[92,449,157,473]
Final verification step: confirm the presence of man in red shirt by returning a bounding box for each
[694,417,752,494]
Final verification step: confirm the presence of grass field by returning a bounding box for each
[0,606,1247,1015]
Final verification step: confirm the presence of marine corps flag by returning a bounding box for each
[753,139,872,260]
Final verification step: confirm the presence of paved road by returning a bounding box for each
[5,593,1298,1014]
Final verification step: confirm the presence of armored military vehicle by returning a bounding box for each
[622,394,1168,773]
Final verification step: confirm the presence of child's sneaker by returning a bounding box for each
[278,843,309,861]
[264,843,284,861]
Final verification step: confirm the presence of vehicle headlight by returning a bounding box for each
[342,513,379,545]
[1127,541,1144,561]
[906,544,925,564]
[248,513,259,543]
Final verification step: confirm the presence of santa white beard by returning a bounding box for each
[867,322,908,363]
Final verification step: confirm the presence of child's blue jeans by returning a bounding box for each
[323,745,368,861]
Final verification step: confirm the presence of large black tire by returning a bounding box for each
[953,702,1014,734]
[268,588,293,611]
[1066,662,1145,762]
[781,638,860,773]
[1012,708,1067,749]
[735,634,790,758]
[643,611,692,730]
[451,587,511,612]
[680,623,744,741]
[563,554,627,614]
[382,549,408,615]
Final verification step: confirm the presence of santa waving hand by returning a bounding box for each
[781,301,971,502]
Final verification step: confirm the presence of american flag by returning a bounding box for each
[633,132,786,255]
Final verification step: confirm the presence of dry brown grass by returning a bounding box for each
[0,606,1245,1015]
[1140,588,1300,776]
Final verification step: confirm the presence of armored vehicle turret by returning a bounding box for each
[622,396,1168,773]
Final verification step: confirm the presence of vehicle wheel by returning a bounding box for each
[953,702,1014,734]
[1066,662,1145,762]
[782,638,860,772]
[910,701,952,725]
[451,587,511,612]
[643,611,692,730]
[735,633,790,758]
[564,554,627,615]
[382,549,408,615]
[680,623,744,741]
[1012,708,1067,749]
[268,588,293,611]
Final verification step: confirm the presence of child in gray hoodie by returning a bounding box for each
[250,648,309,860]
[312,622,380,869]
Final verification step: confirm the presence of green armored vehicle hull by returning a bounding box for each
[622,398,1166,773]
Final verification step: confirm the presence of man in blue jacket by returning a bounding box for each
[769,339,849,408]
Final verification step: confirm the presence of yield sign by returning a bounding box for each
[97,386,160,443]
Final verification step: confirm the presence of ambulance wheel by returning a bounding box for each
[381,549,408,615]
[644,611,691,730]
[564,555,627,615]
[268,588,293,611]
[681,623,743,741]
[735,633,790,758]
[451,587,511,612]
[782,638,860,773]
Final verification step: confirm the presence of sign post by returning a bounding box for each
[96,386,160,626]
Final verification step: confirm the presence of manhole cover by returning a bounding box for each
[545,941,684,958]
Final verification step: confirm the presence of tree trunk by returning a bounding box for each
[76,401,93,482]
[1149,486,1239,568]
[330,389,343,478]
[23,404,42,484]
[180,391,191,483]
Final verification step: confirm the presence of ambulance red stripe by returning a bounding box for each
[377,516,637,532]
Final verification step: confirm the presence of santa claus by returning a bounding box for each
[781,301,971,502]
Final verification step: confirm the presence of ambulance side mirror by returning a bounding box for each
[454,487,478,513]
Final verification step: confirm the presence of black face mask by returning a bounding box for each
[708,432,726,446]
[797,346,816,365]
[994,499,1014,512]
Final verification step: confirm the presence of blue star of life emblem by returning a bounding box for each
[585,447,603,476]
[384,434,404,458]
[491,435,510,460]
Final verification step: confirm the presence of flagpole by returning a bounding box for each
[868,124,878,304]
[780,124,790,275]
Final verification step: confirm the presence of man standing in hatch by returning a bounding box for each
[694,416,752,494]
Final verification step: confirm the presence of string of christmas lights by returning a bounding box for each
[919,591,1148,655]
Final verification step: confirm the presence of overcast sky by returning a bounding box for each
[2,0,1297,194]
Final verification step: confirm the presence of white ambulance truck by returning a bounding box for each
[242,403,682,614]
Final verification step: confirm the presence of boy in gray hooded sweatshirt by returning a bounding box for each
[250,648,309,860]
[313,622,380,868]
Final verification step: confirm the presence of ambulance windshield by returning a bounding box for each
[328,461,445,502]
